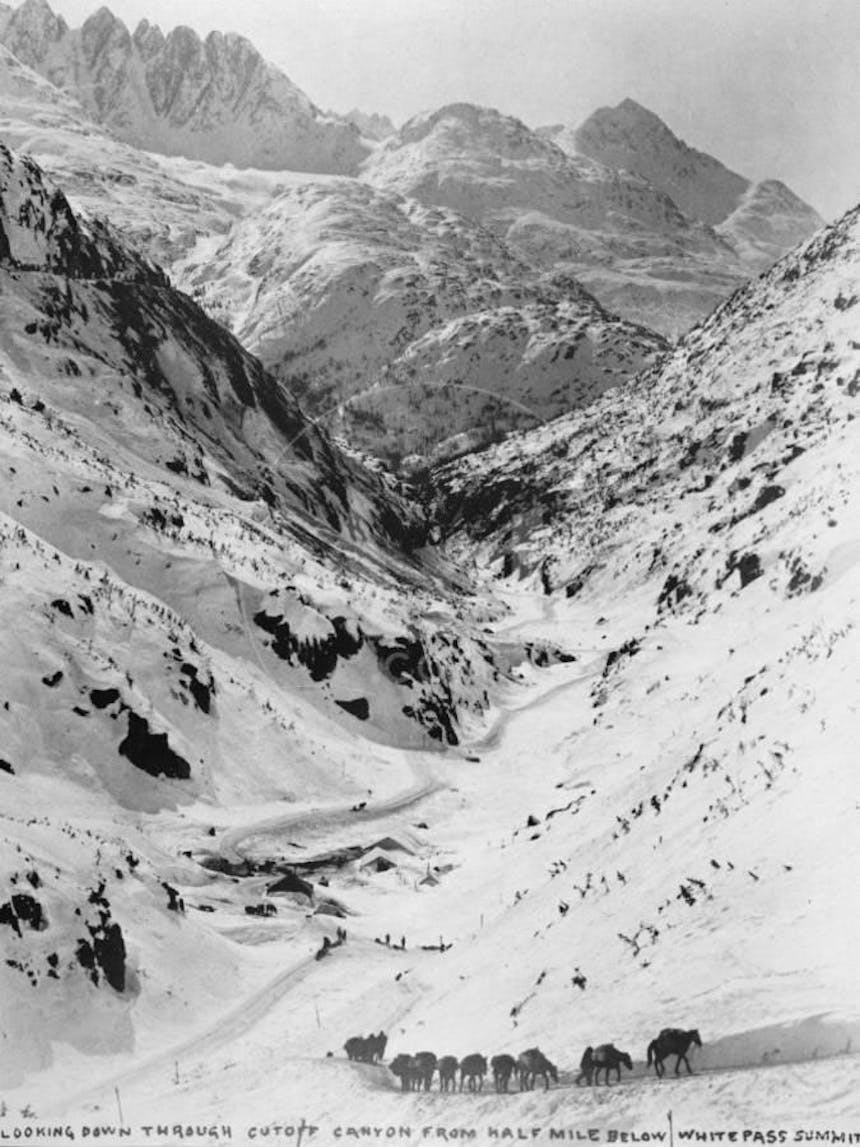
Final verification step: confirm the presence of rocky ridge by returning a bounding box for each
[0,0,368,172]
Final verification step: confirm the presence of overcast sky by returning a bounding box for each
[31,0,860,219]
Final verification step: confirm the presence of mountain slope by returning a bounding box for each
[541,100,824,334]
[430,203,860,596]
[361,102,728,268]
[565,98,752,226]
[178,176,668,465]
[0,0,368,173]
[395,203,860,1099]
[1,196,856,1128]
[0,151,857,1131]
[359,102,751,339]
[362,100,823,338]
[0,142,582,1090]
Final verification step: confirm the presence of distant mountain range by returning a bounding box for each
[0,0,368,170]
[0,0,825,461]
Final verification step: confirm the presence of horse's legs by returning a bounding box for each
[683,1053,693,1074]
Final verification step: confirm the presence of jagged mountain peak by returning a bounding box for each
[2,0,67,56]
[0,0,368,173]
[13,0,61,21]
[131,16,164,58]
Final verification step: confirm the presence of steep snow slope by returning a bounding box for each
[717,179,826,273]
[430,205,860,596]
[366,205,858,1114]
[0,143,580,1109]
[178,176,667,465]
[0,0,368,173]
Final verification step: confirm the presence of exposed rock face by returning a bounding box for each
[118,712,191,780]
[0,0,369,172]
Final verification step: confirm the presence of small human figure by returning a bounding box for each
[400,935,406,950]
[385,932,391,947]
[572,967,587,990]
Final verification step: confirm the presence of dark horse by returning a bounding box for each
[491,1054,517,1093]
[459,1053,488,1092]
[389,1054,416,1091]
[412,1051,437,1091]
[647,1028,702,1077]
[590,1044,633,1086]
[517,1047,558,1092]
[438,1056,459,1092]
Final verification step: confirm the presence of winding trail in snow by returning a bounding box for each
[218,770,444,864]
[45,624,609,1120]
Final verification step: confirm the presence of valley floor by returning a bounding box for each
[2,579,857,1140]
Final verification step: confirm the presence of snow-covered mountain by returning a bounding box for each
[0,127,858,1132]
[557,98,752,226]
[178,175,667,466]
[0,0,368,172]
[0,40,254,268]
[553,98,824,273]
[362,102,727,266]
[431,202,859,598]
[0,45,667,465]
[363,101,822,338]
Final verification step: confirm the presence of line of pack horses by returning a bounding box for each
[344,1028,702,1092]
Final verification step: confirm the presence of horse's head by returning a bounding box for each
[621,1052,633,1070]
[548,1060,559,1081]
[690,1029,702,1047]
